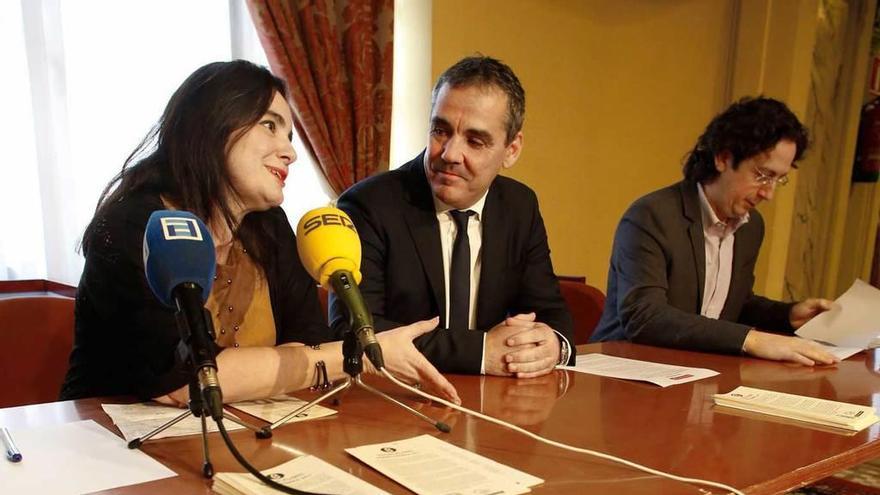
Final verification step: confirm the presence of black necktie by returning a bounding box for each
[448,209,475,331]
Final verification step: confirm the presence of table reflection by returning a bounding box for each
[478,370,570,427]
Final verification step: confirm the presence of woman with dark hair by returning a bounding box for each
[60,60,459,405]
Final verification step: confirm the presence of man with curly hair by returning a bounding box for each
[591,97,838,366]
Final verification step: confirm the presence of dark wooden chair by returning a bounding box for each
[0,295,75,407]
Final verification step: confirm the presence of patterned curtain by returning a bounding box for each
[246,0,393,194]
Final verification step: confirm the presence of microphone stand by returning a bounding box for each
[267,330,450,433]
[127,378,271,478]
[127,312,271,479]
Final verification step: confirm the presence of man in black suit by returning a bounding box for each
[592,97,838,366]
[331,56,574,377]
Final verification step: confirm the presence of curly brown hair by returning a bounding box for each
[683,96,809,183]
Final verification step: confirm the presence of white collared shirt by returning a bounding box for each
[432,192,572,373]
[433,193,488,331]
[433,192,488,372]
[697,183,749,319]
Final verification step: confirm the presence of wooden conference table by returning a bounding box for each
[2,343,879,494]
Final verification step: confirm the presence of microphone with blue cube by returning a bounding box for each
[143,210,223,421]
[137,210,286,482]
[144,212,216,307]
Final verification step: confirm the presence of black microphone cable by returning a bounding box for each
[215,417,330,495]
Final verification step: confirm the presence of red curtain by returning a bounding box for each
[246,0,393,195]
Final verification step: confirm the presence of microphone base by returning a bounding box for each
[268,329,449,433]
[127,379,271,479]
[356,376,451,433]
[266,374,452,434]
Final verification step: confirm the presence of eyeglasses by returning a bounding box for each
[753,167,789,188]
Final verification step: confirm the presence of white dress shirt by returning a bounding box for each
[434,193,488,371]
[433,191,570,374]
[697,183,749,319]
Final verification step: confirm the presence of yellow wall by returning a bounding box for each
[729,0,820,299]
[432,0,738,290]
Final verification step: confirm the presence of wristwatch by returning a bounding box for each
[557,336,571,366]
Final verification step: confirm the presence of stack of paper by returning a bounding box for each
[346,434,543,495]
[213,455,389,495]
[714,386,880,432]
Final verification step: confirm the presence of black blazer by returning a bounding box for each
[61,192,329,401]
[591,180,794,353]
[331,153,574,373]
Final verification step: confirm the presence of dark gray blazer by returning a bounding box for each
[591,180,795,353]
[331,153,574,374]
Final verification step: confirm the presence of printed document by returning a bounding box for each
[346,434,543,495]
[227,395,336,423]
[102,402,247,441]
[103,396,335,441]
[0,419,176,494]
[213,454,389,495]
[558,353,719,387]
[796,279,880,353]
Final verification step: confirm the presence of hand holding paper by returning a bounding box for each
[796,279,880,355]
[789,298,834,329]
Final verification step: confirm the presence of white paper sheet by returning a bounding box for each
[346,434,542,495]
[0,419,176,494]
[102,402,246,442]
[796,279,880,349]
[103,396,336,442]
[815,342,864,361]
[214,455,390,495]
[425,434,543,488]
[228,395,337,424]
[558,353,719,387]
